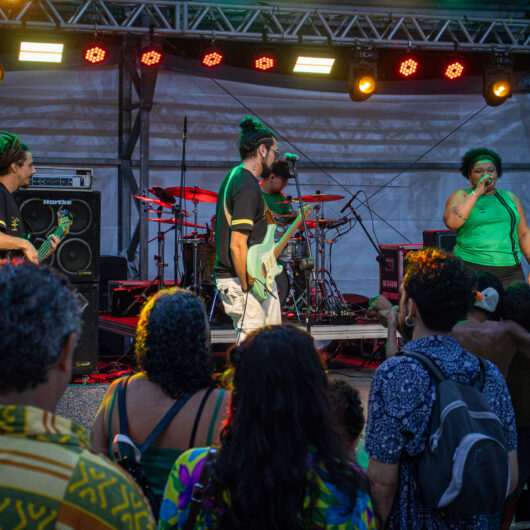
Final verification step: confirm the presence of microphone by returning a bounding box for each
[485,174,493,186]
[328,217,349,230]
[340,190,361,213]
[284,152,300,161]
[183,116,187,139]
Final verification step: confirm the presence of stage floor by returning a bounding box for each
[99,313,390,343]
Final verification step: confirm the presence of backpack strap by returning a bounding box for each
[116,375,194,455]
[403,351,446,383]
[138,392,194,454]
[188,387,215,448]
[474,357,488,390]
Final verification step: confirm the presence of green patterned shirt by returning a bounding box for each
[0,404,156,529]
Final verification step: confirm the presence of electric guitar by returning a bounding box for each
[247,205,312,302]
[37,209,73,262]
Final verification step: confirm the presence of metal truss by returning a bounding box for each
[1,1,529,53]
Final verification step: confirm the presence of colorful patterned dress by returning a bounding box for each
[159,447,375,529]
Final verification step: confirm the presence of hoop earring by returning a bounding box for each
[405,314,415,327]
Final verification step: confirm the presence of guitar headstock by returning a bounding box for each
[57,209,73,235]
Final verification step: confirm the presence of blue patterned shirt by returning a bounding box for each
[365,335,517,529]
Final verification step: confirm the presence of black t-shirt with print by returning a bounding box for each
[0,182,25,257]
[214,166,268,278]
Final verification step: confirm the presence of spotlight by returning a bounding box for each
[0,62,3,83]
[399,57,419,78]
[444,61,464,80]
[254,55,275,71]
[140,45,162,67]
[483,52,513,107]
[202,51,223,67]
[348,49,377,102]
[83,43,108,64]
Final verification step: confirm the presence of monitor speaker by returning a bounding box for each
[423,230,457,252]
[72,282,99,375]
[14,189,100,282]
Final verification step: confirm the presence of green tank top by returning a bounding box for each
[453,189,521,267]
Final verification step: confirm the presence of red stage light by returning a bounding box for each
[84,45,107,64]
[202,51,223,67]
[140,49,162,67]
[255,56,275,71]
[445,61,464,79]
[399,58,418,77]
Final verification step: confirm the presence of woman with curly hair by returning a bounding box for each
[365,248,518,529]
[443,147,529,286]
[91,288,229,516]
[159,325,375,530]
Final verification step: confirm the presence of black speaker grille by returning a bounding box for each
[68,199,92,235]
[57,238,92,274]
[19,199,54,235]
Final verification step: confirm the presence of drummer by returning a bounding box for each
[259,160,294,224]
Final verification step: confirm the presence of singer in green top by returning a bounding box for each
[443,147,530,286]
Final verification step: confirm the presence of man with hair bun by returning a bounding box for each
[214,116,282,340]
[0,131,58,262]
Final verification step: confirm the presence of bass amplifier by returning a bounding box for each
[379,243,423,303]
[14,189,100,282]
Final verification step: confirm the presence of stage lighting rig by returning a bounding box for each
[483,53,513,107]
[348,48,377,102]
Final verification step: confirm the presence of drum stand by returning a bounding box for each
[180,192,202,295]
[312,197,349,317]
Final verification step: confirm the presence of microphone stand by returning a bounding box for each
[286,156,315,334]
[174,116,187,286]
[344,202,384,262]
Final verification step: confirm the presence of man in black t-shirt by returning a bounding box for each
[0,132,57,262]
[215,117,282,340]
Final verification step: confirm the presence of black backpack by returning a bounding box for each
[405,351,510,515]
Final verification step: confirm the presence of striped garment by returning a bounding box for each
[0,404,156,529]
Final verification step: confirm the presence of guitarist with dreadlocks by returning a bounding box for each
[214,117,283,342]
[0,131,59,263]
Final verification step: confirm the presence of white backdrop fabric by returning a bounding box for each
[1,66,528,296]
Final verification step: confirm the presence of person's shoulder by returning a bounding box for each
[70,449,156,526]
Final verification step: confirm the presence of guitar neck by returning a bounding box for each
[274,211,306,259]
[37,225,65,263]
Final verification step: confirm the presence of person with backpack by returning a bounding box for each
[365,248,518,529]
[91,287,229,519]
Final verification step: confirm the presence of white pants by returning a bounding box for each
[216,277,282,343]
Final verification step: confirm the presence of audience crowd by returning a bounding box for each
[0,253,528,529]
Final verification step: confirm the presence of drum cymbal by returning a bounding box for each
[305,219,344,228]
[133,195,173,209]
[165,186,218,203]
[147,218,206,229]
[150,186,175,205]
[301,193,344,202]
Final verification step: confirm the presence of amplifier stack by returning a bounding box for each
[15,170,100,375]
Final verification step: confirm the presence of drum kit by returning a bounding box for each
[135,186,353,322]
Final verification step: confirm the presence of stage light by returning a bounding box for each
[348,49,377,102]
[293,56,335,74]
[399,58,418,77]
[19,42,63,63]
[84,43,107,64]
[254,55,275,71]
[444,61,464,80]
[140,46,162,67]
[483,53,513,107]
[202,51,223,67]
[0,62,3,83]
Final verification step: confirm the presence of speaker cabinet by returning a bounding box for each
[72,282,99,375]
[14,189,100,282]
[423,230,457,252]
